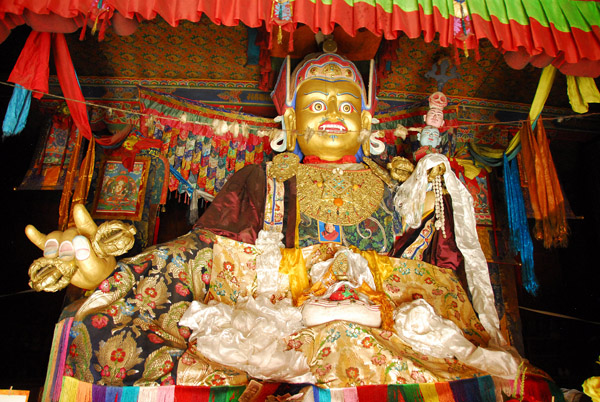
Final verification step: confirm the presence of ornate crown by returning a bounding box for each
[297,55,359,85]
[271,52,376,115]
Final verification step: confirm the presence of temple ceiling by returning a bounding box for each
[63,17,574,109]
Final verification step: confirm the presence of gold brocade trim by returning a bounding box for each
[58,128,83,230]
[297,164,384,226]
[69,136,96,227]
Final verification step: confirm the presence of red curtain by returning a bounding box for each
[8,31,92,139]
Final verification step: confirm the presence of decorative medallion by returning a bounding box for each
[267,152,299,182]
[297,164,384,226]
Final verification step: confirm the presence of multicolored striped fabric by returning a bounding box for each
[41,318,74,402]
[50,375,566,402]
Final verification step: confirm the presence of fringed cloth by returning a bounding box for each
[41,317,74,402]
[520,118,569,248]
[47,375,566,402]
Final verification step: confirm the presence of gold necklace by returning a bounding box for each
[297,164,384,226]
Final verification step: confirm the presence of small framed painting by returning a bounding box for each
[91,157,150,221]
[318,221,342,244]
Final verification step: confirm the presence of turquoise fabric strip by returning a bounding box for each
[313,385,331,402]
[120,386,139,402]
[503,154,538,295]
[2,84,31,138]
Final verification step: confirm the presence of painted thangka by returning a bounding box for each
[91,157,150,221]
[90,145,169,252]
[19,112,82,190]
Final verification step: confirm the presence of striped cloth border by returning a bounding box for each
[52,374,566,402]
[53,376,499,402]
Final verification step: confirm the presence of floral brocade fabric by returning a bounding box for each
[382,259,490,346]
[286,321,481,388]
[62,164,498,389]
[283,257,489,388]
[67,230,221,386]
[205,237,260,305]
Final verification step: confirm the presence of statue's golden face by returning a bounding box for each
[286,78,371,161]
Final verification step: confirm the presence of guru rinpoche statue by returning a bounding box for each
[25,52,523,391]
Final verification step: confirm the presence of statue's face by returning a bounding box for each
[424,108,444,128]
[419,126,441,148]
[291,78,369,161]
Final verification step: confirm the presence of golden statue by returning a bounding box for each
[24,52,528,392]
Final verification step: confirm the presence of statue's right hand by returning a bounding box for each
[25,204,116,291]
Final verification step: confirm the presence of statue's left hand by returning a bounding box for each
[25,204,116,291]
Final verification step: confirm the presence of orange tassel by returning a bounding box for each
[58,124,83,230]
[68,137,95,227]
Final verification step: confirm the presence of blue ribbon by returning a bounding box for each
[503,154,539,295]
[2,84,31,138]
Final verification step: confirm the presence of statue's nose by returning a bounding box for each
[326,96,340,119]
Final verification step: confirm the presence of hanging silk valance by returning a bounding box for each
[1,0,599,75]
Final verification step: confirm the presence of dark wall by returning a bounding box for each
[518,136,600,389]
[0,26,66,396]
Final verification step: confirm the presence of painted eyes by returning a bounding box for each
[339,102,357,114]
[308,101,326,112]
[307,101,357,114]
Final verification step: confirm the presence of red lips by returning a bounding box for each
[318,121,347,133]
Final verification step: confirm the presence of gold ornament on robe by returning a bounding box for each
[296,164,384,226]
[267,152,300,182]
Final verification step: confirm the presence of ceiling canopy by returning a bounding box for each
[1,0,599,76]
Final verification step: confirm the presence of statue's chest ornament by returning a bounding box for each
[297,164,384,226]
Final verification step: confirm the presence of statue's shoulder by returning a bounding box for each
[266,152,300,182]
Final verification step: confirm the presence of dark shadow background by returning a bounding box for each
[0,24,598,399]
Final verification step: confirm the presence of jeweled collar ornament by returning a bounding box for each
[296,164,384,226]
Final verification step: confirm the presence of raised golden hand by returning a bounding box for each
[25,204,118,291]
